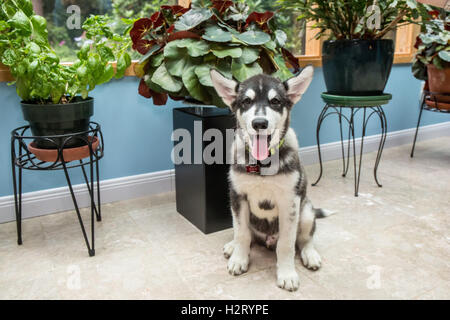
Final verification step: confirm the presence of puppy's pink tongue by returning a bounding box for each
[251,135,269,161]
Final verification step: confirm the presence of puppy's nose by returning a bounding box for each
[252,118,268,130]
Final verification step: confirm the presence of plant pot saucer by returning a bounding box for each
[28,136,100,163]
[425,98,450,111]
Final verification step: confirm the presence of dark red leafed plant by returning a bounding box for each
[130,0,298,107]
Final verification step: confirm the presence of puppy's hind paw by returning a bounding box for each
[223,240,235,259]
[277,270,300,292]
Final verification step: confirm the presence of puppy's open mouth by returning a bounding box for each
[251,134,272,161]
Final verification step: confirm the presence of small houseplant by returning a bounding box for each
[130,0,299,107]
[412,9,450,106]
[0,0,132,148]
[278,0,432,95]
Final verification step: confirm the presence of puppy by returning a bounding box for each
[210,66,333,291]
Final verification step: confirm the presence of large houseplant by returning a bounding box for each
[0,0,132,148]
[278,0,432,95]
[412,9,450,105]
[128,0,299,233]
[130,0,299,107]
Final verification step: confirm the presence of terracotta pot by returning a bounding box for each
[425,98,450,111]
[28,136,100,163]
[427,64,450,103]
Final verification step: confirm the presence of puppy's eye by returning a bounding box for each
[270,98,280,105]
[243,98,252,105]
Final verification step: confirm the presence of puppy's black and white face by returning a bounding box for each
[211,66,314,161]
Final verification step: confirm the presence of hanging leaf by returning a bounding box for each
[438,50,450,62]
[282,48,300,72]
[138,44,161,64]
[202,25,232,42]
[244,11,274,32]
[167,31,201,42]
[240,47,259,64]
[150,52,164,67]
[116,52,131,79]
[235,30,271,45]
[195,64,214,87]
[231,60,262,82]
[182,63,211,103]
[130,18,152,43]
[9,10,32,36]
[211,1,234,14]
[134,60,148,78]
[30,15,48,44]
[177,38,210,57]
[151,63,183,92]
[216,58,233,79]
[174,8,213,31]
[166,55,190,77]
[274,30,287,47]
[211,45,242,58]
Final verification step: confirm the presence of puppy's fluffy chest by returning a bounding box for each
[230,169,299,221]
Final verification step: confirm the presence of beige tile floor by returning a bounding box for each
[0,137,449,300]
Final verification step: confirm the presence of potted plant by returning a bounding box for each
[412,9,450,107]
[0,0,132,148]
[129,0,299,233]
[278,0,431,95]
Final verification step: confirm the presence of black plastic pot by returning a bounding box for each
[322,39,394,96]
[21,97,94,149]
[173,107,235,234]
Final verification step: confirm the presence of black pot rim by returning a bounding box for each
[20,96,93,107]
[324,39,394,44]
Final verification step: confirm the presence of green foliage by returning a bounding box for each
[412,11,450,81]
[0,0,132,104]
[132,1,298,107]
[112,0,170,19]
[277,0,434,40]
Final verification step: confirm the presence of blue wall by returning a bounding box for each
[0,65,446,197]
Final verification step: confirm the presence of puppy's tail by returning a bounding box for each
[314,208,336,219]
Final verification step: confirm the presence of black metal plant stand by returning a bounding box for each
[312,93,392,197]
[411,90,450,157]
[11,122,104,256]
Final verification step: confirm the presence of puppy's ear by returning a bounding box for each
[284,65,314,104]
[210,69,238,108]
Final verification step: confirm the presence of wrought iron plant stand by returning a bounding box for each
[11,122,104,256]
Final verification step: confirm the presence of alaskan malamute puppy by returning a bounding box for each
[210,66,333,291]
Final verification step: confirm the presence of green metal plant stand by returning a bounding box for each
[312,93,392,197]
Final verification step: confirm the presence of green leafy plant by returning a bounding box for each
[412,10,450,80]
[0,0,132,104]
[130,0,299,107]
[277,0,433,40]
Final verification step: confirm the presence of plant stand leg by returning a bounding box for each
[411,97,425,158]
[374,106,387,187]
[312,104,330,187]
[353,108,368,197]
[62,161,95,257]
[11,161,22,246]
[80,160,101,222]
[95,151,102,222]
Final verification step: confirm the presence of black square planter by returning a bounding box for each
[173,107,235,234]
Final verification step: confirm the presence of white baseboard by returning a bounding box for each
[299,121,450,165]
[0,170,175,224]
[0,121,449,224]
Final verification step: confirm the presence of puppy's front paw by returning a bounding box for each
[223,240,235,259]
[277,270,300,291]
[227,253,249,276]
[301,246,322,271]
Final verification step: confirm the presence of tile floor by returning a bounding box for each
[0,137,449,299]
